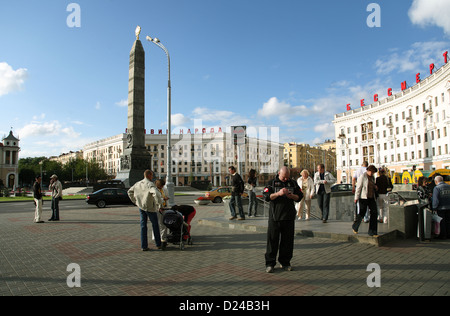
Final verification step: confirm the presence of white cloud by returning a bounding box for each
[191,107,251,127]
[18,120,80,139]
[257,97,309,118]
[0,62,28,97]
[115,99,128,107]
[409,0,450,35]
[172,113,191,126]
[16,119,92,158]
[374,41,449,75]
[95,101,101,110]
[313,122,335,139]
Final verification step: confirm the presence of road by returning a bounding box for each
[0,195,197,215]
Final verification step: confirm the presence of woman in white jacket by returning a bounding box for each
[296,170,314,220]
[353,165,379,236]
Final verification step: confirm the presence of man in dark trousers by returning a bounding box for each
[228,165,245,220]
[33,175,44,223]
[432,176,450,239]
[263,166,303,273]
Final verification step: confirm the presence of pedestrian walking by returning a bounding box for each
[263,166,303,273]
[352,161,369,222]
[33,175,44,223]
[247,169,258,217]
[432,175,450,239]
[313,164,336,223]
[375,168,393,223]
[353,165,379,236]
[296,169,314,220]
[128,170,164,251]
[49,174,62,221]
[228,166,245,220]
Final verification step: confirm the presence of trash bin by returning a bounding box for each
[417,204,432,241]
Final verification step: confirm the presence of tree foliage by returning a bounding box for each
[18,157,108,187]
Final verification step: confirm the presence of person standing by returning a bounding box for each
[33,175,44,223]
[128,170,164,251]
[296,169,314,220]
[353,165,379,236]
[375,168,393,223]
[417,176,431,207]
[228,166,245,220]
[313,164,336,223]
[155,179,169,249]
[49,174,62,221]
[432,176,450,239]
[352,161,369,222]
[263,166,302,273]
[247,169,258,217]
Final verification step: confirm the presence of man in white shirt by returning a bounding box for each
[128,170,164,251]
[313,164,336,223]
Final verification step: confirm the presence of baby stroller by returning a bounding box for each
[162,205,196,250]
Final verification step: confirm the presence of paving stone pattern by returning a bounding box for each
[0,198,449,296]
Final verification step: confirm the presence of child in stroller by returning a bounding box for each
[162,205,196,250]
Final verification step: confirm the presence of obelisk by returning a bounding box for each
[116,26,151,188]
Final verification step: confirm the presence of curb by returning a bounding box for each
[198,218,399,247]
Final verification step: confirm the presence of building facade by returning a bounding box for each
[284,142,336,173]
[0,131,20,188]
[83,128,284,187]
[49,151,83,165]
[333,51,450,183]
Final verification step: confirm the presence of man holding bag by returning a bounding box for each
[432,176,450,239]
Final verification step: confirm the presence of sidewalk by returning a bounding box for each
[0,197,449,296]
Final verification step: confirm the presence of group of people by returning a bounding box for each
[127,170,195,251]
[32,174,63,223]
[227,164,338,273]
[228,164,336,224]
[350,162,393,237]
[228,166,258,220]
[417,174,450,239]
[295,164,336,223]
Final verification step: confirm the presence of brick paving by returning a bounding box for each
[0,196,449,297]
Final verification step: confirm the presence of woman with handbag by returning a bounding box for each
[353,165,379,236]
[296,169,314,220]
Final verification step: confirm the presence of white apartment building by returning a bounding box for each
[333,50,450,183]
[83,128,283,187]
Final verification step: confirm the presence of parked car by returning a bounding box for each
[86,188,133,208]
[205,186,248,203]
[331,183,353,192]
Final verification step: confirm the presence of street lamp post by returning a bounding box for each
[146,35,175,206]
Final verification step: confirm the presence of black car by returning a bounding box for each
[86,188,133,208]
[331,183,353,192]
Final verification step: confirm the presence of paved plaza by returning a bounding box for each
[0,195,449,298]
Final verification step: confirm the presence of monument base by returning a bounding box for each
[116,150,151,188]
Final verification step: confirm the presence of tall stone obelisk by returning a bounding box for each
[116,26,151,188]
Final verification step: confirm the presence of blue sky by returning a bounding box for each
[1,0,449,157]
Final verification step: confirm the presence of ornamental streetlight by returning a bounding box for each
[146,35,174,207]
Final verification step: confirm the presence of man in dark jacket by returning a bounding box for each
[228,166,245,220]
[33,175,44,223]
[432,176,450,239]
[263,166,303,272]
